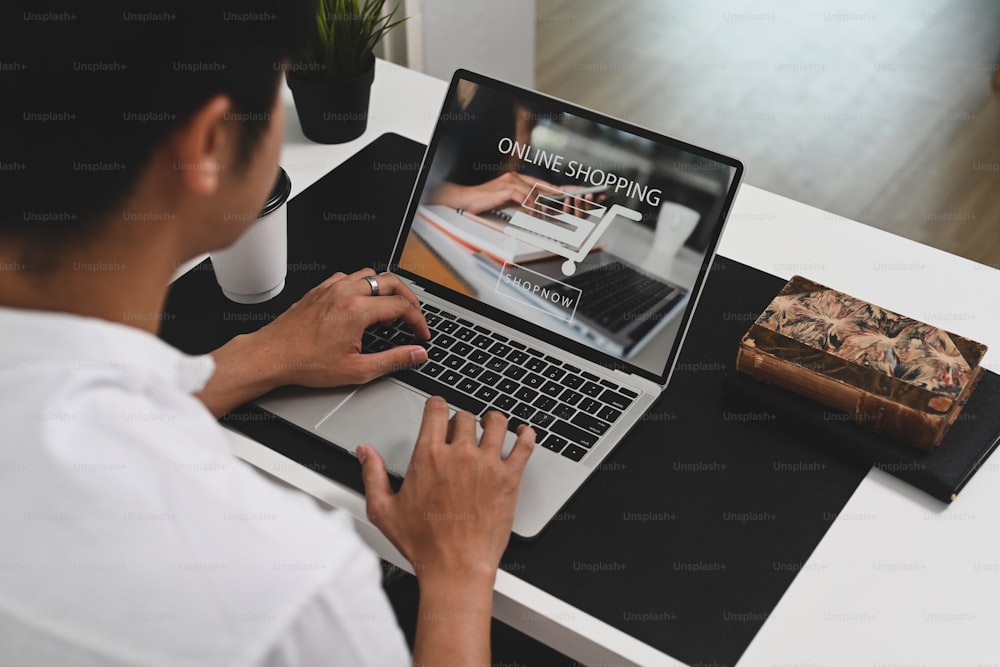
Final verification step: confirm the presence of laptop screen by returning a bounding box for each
[392,70,742,384]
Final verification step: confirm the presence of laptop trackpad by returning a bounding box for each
[314,379,512,477]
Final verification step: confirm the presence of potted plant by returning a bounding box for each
[286,0,406,144]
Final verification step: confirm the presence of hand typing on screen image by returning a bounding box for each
[427,171,600,219]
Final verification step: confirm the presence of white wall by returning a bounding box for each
[404,0,536,86]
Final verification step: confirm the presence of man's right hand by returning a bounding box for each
[357,397,534,583]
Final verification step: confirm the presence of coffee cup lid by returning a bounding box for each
[260,167,291,217]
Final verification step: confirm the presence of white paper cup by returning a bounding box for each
[210,167,291,304]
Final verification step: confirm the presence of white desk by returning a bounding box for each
[199,61,1000,666]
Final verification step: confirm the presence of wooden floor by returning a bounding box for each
[536,0,1000,267]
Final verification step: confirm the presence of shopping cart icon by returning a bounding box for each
[503,184,643,276]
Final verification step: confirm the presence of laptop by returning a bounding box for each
[257,69,743,538]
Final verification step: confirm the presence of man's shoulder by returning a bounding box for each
[0,366,376,666]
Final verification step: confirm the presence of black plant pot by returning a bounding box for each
[286,56,375,144]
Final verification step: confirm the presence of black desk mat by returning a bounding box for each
[161,134,998,666]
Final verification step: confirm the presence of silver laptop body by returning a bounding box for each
[257,69,743,538]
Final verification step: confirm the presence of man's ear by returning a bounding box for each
[172,95,233,196]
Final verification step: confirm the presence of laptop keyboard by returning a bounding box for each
[361,303,638,462]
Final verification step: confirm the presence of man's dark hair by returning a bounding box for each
[0,1,311,266]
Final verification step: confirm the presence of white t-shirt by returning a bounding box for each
[0,306,411,666]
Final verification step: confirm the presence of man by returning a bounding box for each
[0,2,534,665]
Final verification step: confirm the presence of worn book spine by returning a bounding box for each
[736,328,984,451]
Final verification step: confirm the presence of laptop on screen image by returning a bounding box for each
[256,69,743,538]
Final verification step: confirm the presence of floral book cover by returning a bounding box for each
[736,275,988,450]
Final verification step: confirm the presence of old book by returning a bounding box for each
[736,275,988,450]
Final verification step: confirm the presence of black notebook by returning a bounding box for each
[725,369,1000,502]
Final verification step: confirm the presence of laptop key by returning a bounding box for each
[512,403,535,420]
[541,381,563,397]
[597,405,622,423]
[561,444,588,461]
[542,434,568,453]
[472,334,493,349]
[497,379,519,394]
[493,395,517,412]
[599,389,634,411]
[422,362,445,378]
[560,389,583,406]
[533,395,557,412]
[543,355,563,367]
[620,387,639,399]
[488,342,512,357]
[542,366,566,381]
[579,398,600,413]
[443,354,465,370]
[486,358,509,373]
[490,332,509,342]
[454,327,476,341]
[514,387,539,402]
[571,412,611,436]
[563,374,584,389]
[458,378,481,395]
[581,381,603,397]
[509,340,527,350]
[469,349,490,364]
[551,420,598,448]
[460,363,483,379]
[423,304,440,313]
[599,378,619,390]
[456,317,474,327]
[440,370,461,385]
[502,365,526,380]
[581,371,600,382]
[428,347,448,362]
[439,320,458,334]
[434,334,456,349]
[523,373,545,388]
[553,403,575,420]
[479,370,501,386]
[475,386,499,403]
[525,358,547,373]
[507,350,529,365]
[451,342,473,357]
[531,412,555,429]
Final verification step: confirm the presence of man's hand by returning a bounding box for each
[357,397,535,666]
[258,267,429,388]
[358,398,534,581]
[196,268,430,418]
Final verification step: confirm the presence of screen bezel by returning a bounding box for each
[389,69,744,386]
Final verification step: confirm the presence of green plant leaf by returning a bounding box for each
[292,0,406,82]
